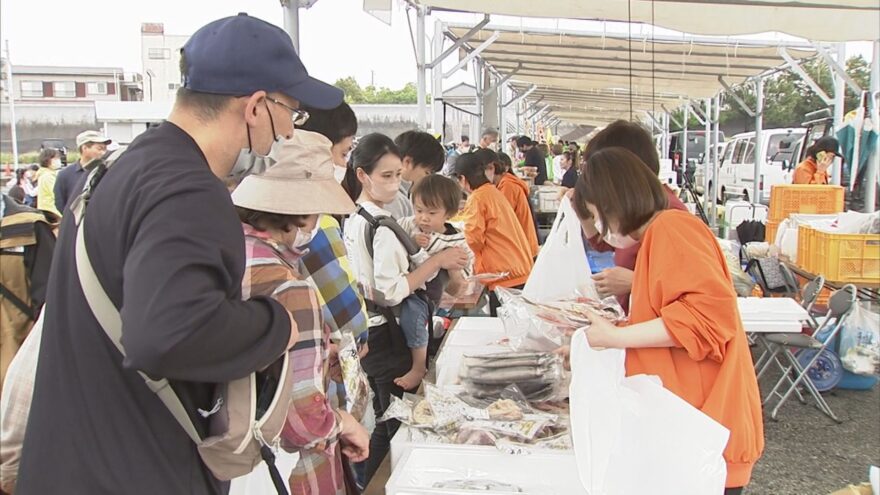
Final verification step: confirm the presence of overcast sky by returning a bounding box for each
[0,0,875,91]
[0,0,438,89]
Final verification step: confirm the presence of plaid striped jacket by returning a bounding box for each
[298,216,369,345]
[242,224,345,495]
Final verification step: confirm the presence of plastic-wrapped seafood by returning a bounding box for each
[378,383,571,451]
[459,352,564,401]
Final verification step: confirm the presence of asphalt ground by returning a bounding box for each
[748,353,880,495]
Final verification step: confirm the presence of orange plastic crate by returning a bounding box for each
[765,220,779,244]
[797,226,817,272]
[809,229,880,284]
[768,185,845,223]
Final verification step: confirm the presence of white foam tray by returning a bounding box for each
[386,447,584,495]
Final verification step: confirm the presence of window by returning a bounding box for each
[20,80,43,97]
[87,81,108,95]
[742,139,755,165]
[723,142,735,163]
[148,47,171,60]
[53,81,76,98]
[167,82,180,90]
[730,140,744,164]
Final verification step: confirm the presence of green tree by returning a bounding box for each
[334,76,364,104]
[333,77,423,104]
[670,56,871,131]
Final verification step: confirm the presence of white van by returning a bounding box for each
[714,128,806,203]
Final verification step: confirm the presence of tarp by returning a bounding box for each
[419,0,880,42]
[449,25,816,124]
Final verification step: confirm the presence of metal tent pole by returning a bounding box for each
[3,41,19,169]
[431,19,444,138]
[754,77,764,204]
[831,43,846,185]
[712,94,722,225]
[474,58,484,142]
[682,104,690,172]
[866,40,880,213]
[703,98,712,220]
[281,0,300,54]
[415,6,427,130]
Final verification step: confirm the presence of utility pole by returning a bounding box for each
[3,40,19,169]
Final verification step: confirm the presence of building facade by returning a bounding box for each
[140,22,188,103]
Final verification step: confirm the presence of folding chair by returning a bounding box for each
[760,285,857,422]
[799,275,826,332]
[753,275,826,372]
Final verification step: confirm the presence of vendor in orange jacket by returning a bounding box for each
[792,136,842,185]
[474,148,540,259]
[572,147,764,493]
[454,152,534,316]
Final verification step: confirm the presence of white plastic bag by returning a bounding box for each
[523,196,597,303]
[568,331,729,495]
[840,303,880,376]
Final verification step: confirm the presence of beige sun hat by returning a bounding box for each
[232,130,355,215]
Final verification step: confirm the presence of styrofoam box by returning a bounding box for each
[386,447,584,495]
[737,297,809,322]
[741,319,803,334]
[389,424,571,470]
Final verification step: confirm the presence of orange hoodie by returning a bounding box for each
[627,209,764,489]
[497,173,539,258]
[792,157,829,185]
[461,183,534,289]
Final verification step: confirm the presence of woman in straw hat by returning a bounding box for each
[231,130,369,495]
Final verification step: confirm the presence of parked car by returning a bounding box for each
[667,130,725,185]
[712,128,806,204]
[40,138,68,166]
[693,142,728,198]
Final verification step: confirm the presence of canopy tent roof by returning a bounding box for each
[448,24,817,125]
[418,0,880,42]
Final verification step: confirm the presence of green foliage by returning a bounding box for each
[670,56,871,131]
[0,151,79,165]
[334,77,424,104]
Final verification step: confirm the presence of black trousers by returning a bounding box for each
[488,284,525,317]
[364,376,405,485]
[725,487,744,495]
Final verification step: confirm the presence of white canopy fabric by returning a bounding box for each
[449,26,816,125]
[419,0,880,42]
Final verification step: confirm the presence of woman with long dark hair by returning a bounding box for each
[341,133,467,484]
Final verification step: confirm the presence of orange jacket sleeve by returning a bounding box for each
[462,196,487,272]
[650,223,740,363]
[792,159,828,185]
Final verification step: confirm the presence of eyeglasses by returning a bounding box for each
[266,97,310,126]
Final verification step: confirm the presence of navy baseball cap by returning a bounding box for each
[181,13,343,110]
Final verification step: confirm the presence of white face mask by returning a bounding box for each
[292,227,315,250]
[488,142,499,152]
[333,165,348,184]
[594,218,639,250]
[51,159,62,170]
[365,175,400,203]
[229,135,284,181]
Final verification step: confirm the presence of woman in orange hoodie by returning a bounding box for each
[454,152,534,316]
[573,147,764,495]
[476,149,540,259]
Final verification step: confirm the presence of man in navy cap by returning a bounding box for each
[15,14,343,494]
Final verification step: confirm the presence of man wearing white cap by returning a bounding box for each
[53,130,111,213]
[17,13,344,495]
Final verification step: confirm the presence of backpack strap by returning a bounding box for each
[72,148,202,445]
[355,205,420,260]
